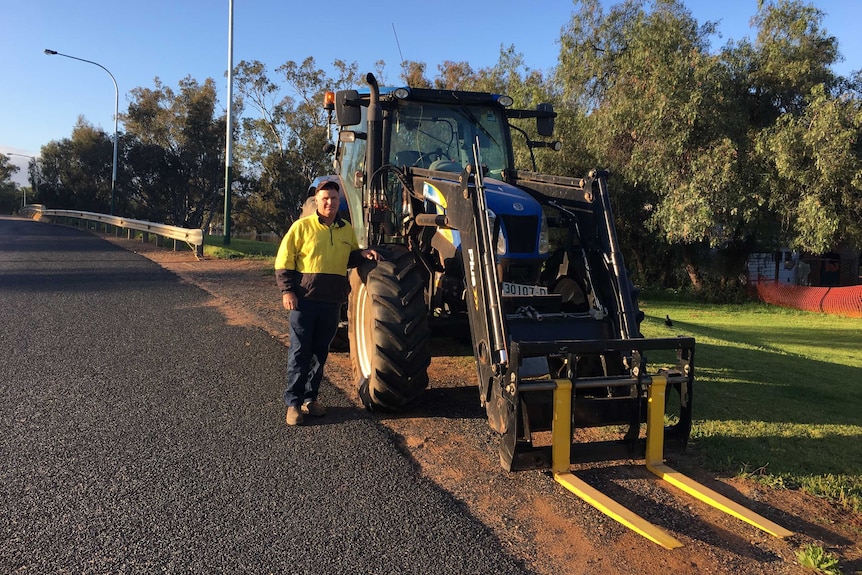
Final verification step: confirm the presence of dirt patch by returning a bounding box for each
[109,236,862,575]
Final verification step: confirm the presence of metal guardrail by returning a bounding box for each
[20,204,204,258]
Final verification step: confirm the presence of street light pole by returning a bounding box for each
[43,49,119,215]
[5,152,38,207]
[223,0,235,246]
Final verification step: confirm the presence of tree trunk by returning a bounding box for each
[682,246,704,291]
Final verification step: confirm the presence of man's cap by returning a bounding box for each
[315,180,340,193]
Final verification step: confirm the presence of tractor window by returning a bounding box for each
[388,101,510,178]
[337,106,368,247]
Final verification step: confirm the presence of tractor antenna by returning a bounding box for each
[392,23,405,68]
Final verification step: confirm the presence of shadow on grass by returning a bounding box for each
[689,342,862,427]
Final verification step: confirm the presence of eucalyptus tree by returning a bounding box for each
[36,118,115,213]
[556,0,742,289]
[756,84,862,254]
[231,57,373,235]
[554,0,855,291]
[739,1,859,254]
[122,76,225,228]
[0,154,19,184]
[0,154,21,213]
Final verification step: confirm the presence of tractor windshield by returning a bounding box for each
[388,101,510,179]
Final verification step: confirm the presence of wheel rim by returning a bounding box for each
[355,283,373,378]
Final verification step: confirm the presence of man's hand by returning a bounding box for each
[361,249,382,261]
[282,292,298,311]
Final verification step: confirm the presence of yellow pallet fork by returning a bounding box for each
[492,335,792,547]
[547,374,793,549]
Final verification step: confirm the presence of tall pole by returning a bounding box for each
[44,49,119,215]
[223,0,235,245]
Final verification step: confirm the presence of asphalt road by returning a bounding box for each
[0,217,532,574]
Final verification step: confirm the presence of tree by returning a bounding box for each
[736,0,859,255]
[123,77,225,228]
[756,84,862,253]
[557,0,744,289]
[232,57,361,235]
[36,117,115,212]
[554,0,857,292]
[400,60,432,88]
[748,0,840,119]
[0,154,21,214]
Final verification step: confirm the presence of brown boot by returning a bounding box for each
[285,406,304,426]
[301,401,327,417]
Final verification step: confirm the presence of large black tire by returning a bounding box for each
[348,245,431,411]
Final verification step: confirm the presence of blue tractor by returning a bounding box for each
[322,74,695,472]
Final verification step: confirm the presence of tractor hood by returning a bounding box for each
[421,174,547,257]
[482,177,543,220]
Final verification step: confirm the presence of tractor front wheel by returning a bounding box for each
[348,245,431,410]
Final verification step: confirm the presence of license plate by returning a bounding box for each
[500,282,548,296]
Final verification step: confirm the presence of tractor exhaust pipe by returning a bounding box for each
[359,73,384,245]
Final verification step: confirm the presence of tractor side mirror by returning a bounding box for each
[536,102,555,137]
[335,90,361,126]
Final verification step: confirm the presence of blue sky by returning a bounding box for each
[2,0,860,182]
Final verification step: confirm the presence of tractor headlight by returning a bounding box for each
[538,215,550,254]
[488,210,507,255]
[496,95,514,107]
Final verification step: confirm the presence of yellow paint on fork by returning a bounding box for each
[550,378,684,549]
[645,375,793,539]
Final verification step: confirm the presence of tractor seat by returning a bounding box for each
[429,159,463,172]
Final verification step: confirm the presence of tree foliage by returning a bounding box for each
[554,0,857,290]
[231,57,361,235]
[123,76,225,228]
[756,84,862,252]
[37,117,115,213]
[0,154,21,214]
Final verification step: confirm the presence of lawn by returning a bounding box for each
[640,298,862,511]
[202,234,280,258]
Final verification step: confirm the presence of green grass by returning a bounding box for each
[202,234,279,259]
[796,543,842,575]
[640,299,862,512]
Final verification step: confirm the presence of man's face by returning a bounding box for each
[315,187,340,220]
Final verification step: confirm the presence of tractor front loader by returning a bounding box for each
[321,74,791,547]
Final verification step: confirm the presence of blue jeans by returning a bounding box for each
[283,299,341,408]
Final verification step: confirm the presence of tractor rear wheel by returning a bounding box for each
[348,245,431,410]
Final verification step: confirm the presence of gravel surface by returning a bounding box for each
[0,217,534,574]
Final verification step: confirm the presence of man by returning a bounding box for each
[275,180,380,426]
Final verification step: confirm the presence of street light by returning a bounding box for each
[43,48,119,215]
[5,152,38,207]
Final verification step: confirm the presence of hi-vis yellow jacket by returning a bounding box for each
[275,213,362,303]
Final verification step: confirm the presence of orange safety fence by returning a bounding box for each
[756,281,862,318]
